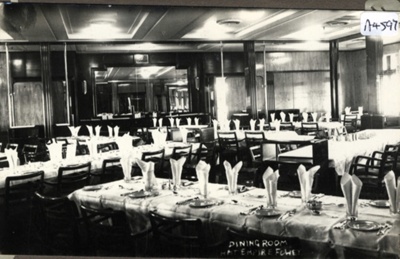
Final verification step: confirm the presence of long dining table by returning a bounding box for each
[68,178,400,257]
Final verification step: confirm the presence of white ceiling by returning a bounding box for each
[0,3,398,52]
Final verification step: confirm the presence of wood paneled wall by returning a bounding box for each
[13,82,44,126]
[0,53,9,143]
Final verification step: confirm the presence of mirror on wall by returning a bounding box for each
[93,66,189,115]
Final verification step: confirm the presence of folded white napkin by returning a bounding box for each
[5,148,18,169]
[107,126,113,137]
[341,173,363,218]
[262,167,280,208]
[271,119,281,132]
[87,138,98,157]
[68,126,81,137]
[289,113,294,122]
[234,119,240,130]
[169,118,175,127]
[158,118,163,127]
[270,113,275,122]
[120,155,132,182]
[325,112,332,122]
[358,106,363,115]
[95,126,101,137]
[46,142,63,162]
[302,112,308,122]
[259,118,265,131]
[65,143,76,160]
[250,119,256,131]
[194,117,199,125]
[345,107,351,115]
[212,119,218,139]
[179,127,189,143]
[187,117,192,126]
[170,157,187,188]
[223,161,243,194]
[115,134,133,154]
[114,126,119,137]
[152,130,167,146]
[297,164,320,202]
[136,159,158,191]
[280,112,286,122]
[312,112,318,122]
[196,161,211,198]
[176,118,181,127]
[384,171,400,213]
[86,125,94,137]
[152,118,157,127]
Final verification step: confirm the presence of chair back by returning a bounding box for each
[6,143,19,150]
[97,142,119,153]
[141,149,165,174]
[343,114,358,133]
[56,162,91,195]
[301,122,319,135]
[22,144,39,164]
[76,138,90,155]
[91,157,122,184]
[199,127,215,143]
[280,122,295,131]
[5,171,44,218]
[171,145,192,161]
[218,131,239,150]
[245,131,265,147]
[195,142,216,165]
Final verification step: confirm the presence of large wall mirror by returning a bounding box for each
[93,66,189,115]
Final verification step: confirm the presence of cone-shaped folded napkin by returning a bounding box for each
[271,119,281,132]
[297,164,320,202]
[179,127,188,143]
[223,161,243,194]
[341,173,363,219]
[196,161,211,198]
[212,119,218,139]
[152,118,157,127]
[5,148,18,169]
[86,125,94,137]
[66,143,77,160]
[280,112,286,122]
[136,159,158,191]
[250,119,256,131]
[325,112,332,122]
[176,118,181,127]
[158,118,163,127]
[262,167,280,208]
[95,126,101,137]
[259,118,265,131]
[358,106,363,115]
[120,155,132,182]
[289,113,294,122]
[234,119,240,130]
[384,171,400,213]
[302,112,308,122]
[170,157,187,188]
[87,138,98,157]
[169,118,175,127]
[107,126,113,137]
[220,119,230,131]
[152,130,167,146]
[115,134,133,154]
[194,117,199,125]
[114,126,119,137]
[68,126,81,137]
[187,117,192,126]
[46,142,63,162]
[312,112,318,122]
[344,107,351,115]
[270,113,275,122]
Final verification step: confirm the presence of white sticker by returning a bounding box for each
[360,12,399,36]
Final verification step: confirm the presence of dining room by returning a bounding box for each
[0,0,400,258]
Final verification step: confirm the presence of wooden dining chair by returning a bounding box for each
[44,162,91,196]
[148,210,221,258]
[301,122,319,135]
[139,149,165,178]
[343,114,358,133]
[218,131,246,165]
[350,144,399,199]
[90,157,122,184]
[245,131,265,168]
[22,144,39,164]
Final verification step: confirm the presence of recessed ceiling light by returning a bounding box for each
[216,19,241,26]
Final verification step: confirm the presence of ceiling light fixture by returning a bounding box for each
[324,21,349,27]
[216,18,241,26]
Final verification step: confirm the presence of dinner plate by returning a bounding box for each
[369,200,390,208]
[255,209,281,217]
[127,190,158,198]
[289,191,302,198]
[189,199,221,208]
[83,185,102,191]
[347,220,381,231]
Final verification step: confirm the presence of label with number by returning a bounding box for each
[360,12,399,36]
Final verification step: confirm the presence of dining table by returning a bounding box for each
[68,178,400,257]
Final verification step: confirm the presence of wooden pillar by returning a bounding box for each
[329,41,339,119]
[243,41,257,119]
[40,43,53,138]
[366,36,383,115]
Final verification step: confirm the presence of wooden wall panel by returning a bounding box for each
[0,53,9,143]
[274,73,294,109]
[225,76,247,117]
[51,81,68,124]
[13,82,44,126]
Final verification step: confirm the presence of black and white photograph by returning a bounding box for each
[0,0,399,258]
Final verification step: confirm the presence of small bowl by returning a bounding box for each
[306,200,322,211]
